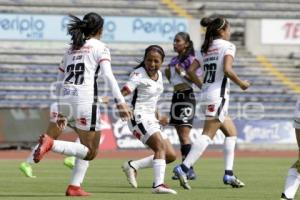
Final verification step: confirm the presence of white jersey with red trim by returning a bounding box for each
[124,67,164,115]
[196,39,236,100]
[59,38,110,104]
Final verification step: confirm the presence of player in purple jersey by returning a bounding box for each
[165,32,200,180]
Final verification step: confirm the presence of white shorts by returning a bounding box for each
[50,101,101,131]
[128,113,167,144]
[200,97,229,123]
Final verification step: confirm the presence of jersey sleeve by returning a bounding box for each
[96,45,111,64]
[168,57,177,67]
[123,70,142,93]
[100,60,126,104]
[224,43,236,59]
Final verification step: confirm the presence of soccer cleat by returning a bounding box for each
[65,185,90,196]
[172,168,197,180]
[152,184,177,194]
[187,168,197,180]
[64,156,75,169]
[173,165,191,190]
[223,174,245,188]
[280,193,293,200]
[33,134,54,163]
[122,160,138,188]
[171,174,179,180]
[19,162,36,178]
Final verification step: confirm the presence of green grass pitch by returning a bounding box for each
[0,157,297,200]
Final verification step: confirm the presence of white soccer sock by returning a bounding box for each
[70,158,89,186]
[183,134,212,169]
[26,144,39,164]
[283,168,300,199]
[224,136,237,171]
[51,140,89,159]
[153,159,166,187]
[75,137,80,143]
[130,155,154,170]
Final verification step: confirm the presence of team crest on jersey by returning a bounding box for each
[207,104,215,112]
[103,47,110,55]
[51,112,58,118]
[77,118,87,126]
[133,130,141,140]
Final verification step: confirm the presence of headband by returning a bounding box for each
[216,19,226,31]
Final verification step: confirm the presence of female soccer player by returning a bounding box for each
[165,32,199,180]
[173,16,250,190]
[32,12,132,196]
[281,97,300,200]
[121,45,177,194]
[19,97,110,178]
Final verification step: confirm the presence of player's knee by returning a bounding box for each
[166,151,176,164]
[84,149,98,161]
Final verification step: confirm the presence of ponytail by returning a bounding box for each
[67,12,104,50]
[200,16,228,54]
[68,15,87,50]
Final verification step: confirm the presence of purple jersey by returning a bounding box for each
[168,54,195,71]
[168,53,202,86]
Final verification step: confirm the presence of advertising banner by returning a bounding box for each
[261,19,300,44]
[0,14,188,43]
[0,108,296,149]
[235,120,296,144]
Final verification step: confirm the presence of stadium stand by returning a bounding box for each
[170,0,300,120]
[0,45,297,119]
[0,0,299,121]
[0,0,173,16]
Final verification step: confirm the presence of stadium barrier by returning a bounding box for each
[0,108,296,150]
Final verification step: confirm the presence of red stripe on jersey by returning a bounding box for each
[58,67,65,72]
[99,58,111,63]
[122,85,132,94]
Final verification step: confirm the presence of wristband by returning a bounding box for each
[180,70,186,77]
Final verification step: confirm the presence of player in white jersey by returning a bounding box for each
[173,16,250,190]
[19,96,109,178]
[121,45,177,194]
[281,97,300,200]
[31,13,132,196]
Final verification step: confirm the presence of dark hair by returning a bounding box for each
[175,32,195,62]
[68,12,104,50]
[200,16,229,53]
[134,45,165,69]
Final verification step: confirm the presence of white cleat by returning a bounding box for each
[152,184,177,194]
[122,160,138,188]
